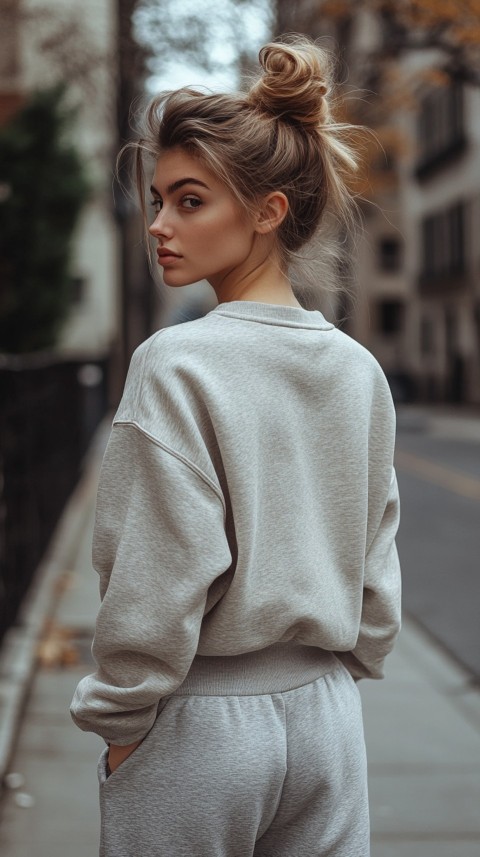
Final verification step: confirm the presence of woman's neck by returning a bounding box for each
[210,253,302,309]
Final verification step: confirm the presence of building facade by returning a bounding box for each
[316,8,480,405]
[403,75,480,404]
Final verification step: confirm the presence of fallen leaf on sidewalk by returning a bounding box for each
[4,772,25,790]
[52,570,76,599]
[36,619,81,668]
[14,792,35,808]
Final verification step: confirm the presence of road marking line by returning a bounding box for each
[395,449,480,502]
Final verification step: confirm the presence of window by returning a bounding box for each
[416,81,465,177]
[420,202,466,288]
[420,316,435,356]
[378,238,402,272]
[378,300,404,335]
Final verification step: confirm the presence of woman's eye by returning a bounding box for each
[150,199,162,214]
[181,196,202,210]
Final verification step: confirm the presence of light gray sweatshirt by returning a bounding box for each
[70,300,401,745]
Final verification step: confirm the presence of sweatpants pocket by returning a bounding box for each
[98,695,172,790]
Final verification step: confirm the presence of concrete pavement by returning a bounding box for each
[1,409,480,856]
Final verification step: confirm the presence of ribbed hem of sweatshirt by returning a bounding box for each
[209,301,335,330]
[170,643,338,696]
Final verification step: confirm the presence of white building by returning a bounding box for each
[333,10,480,405]
[401,70,480,404]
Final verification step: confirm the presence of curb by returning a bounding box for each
[396,404,480,442]
[0,421,108,789]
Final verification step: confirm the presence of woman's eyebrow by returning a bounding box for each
[150,178,210,196]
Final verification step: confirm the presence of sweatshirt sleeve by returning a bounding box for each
[70,422,232,745]
[336,466,401,681]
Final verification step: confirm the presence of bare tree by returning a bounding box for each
[133,0,272,85]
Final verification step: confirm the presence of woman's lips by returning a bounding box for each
[157,249,181,266]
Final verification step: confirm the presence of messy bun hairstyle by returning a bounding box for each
[130,35,359,283]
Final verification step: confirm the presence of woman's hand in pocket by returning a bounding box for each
[108,739,142,774]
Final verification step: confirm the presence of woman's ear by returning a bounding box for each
[254,192,289,235]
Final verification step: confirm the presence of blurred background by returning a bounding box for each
[0,0,480,796]
[0,3,479,854]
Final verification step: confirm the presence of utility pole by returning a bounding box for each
[114,0,159,398]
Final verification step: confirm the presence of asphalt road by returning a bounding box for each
[394,418,480,681]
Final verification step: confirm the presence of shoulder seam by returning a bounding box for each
[113,419,226,516]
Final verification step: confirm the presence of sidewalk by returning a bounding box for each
[1,412,480,856]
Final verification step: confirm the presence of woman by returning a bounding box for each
[71,35,401,857]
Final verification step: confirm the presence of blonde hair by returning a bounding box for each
[129,35,359,286]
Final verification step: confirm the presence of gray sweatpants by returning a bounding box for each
[97,644,370,857]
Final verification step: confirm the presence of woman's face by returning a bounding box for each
[149,148,258,290]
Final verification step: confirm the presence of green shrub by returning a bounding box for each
[0,85,90,353]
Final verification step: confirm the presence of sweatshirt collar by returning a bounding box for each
[209,301,334,331]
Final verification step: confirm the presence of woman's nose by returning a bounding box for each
[148,210,173,239]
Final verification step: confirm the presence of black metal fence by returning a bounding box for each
[0,352,110,642]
